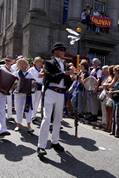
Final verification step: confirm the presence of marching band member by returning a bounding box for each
[13,58,34,133]
[28,56,44,122]
[0,89,11,137]
[37,42,72,157]
[0,56,16,137]
[11,55,23,73]
[1,56,15,121]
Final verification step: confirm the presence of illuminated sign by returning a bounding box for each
[91,16,112,27]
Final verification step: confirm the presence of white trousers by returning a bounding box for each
[38,89,64,149]
[0,92,7,133]
[14,93,32,124]
[32,90,42,118]
[6,94,13,118]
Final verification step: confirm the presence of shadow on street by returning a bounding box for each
[20,130,38,146]
[0,139,35,162]
[39,151,116,178]
[60,130,99,151]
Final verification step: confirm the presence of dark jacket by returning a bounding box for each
[43,57,72,91]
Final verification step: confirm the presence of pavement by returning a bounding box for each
[0,114,119,178]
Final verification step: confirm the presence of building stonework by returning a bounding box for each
[0,0,119,64]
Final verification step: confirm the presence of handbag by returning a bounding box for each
[105,97,113,107]
[99,89,106,101]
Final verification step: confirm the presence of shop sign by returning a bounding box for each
[91,16,112,27]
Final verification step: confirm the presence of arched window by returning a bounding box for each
[6,0,13,27]
[93,0,106,14]
[23,0,30,17]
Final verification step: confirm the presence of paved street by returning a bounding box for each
[0,116,119,178]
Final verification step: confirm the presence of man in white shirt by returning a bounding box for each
[37,42,72,157]
[28,57,44,122]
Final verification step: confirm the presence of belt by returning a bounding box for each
[48,86,66,94]
[36,83,42,90]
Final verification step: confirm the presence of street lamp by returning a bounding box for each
[66,27,81,71]
[66,27,81,138]
[76,27,81,71]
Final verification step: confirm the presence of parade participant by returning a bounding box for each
[0,91,10,137]
[28,56,44,123]
[11,55,23,73]
[37,42,72,156]
[0,56,17,137]
[13,58,34,133]
[1,56,15,121]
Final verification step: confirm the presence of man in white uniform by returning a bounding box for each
[1,56,15,121]
[0,56,14,137]
[28,57,44,123]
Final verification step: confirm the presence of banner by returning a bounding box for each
[63,0,69,24]
[91,16,112,28]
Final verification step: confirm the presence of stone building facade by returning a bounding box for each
[0,0,119,64]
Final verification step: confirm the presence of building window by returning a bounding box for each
[93,0,106,13]
[88,49,107,65]
[0,4,4,33]
[6,0,13,27]
[23,0,30,17]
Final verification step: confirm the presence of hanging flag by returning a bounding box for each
[63,0,69,24]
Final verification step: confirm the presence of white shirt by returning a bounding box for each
[1,65,12,73]
[90,68,102,79]
[93,10,100,17]
[28,66,43,84]
[81,11,86,20]
[13,70,33,79]
[11,63,18,73]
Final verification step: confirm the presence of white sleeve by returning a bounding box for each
[97,69,102,79]
[13,71,19,78]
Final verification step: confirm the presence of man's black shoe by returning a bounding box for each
[37,147,47,157]
[0,131,11,137]
[51,143,64,152]
[115,135,119,138]
[32,117,41,125]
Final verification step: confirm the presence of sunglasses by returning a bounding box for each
[5,59,12,62]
